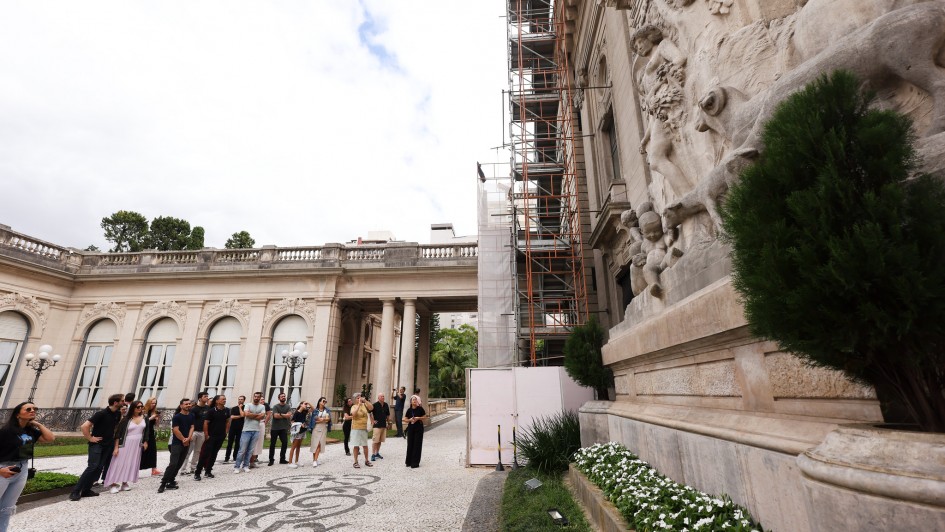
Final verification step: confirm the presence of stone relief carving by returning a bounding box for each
[265,297,316,324]
[622,201,683,298]
[663,2,945,235]
[0,292,48,333]
[198,299,250,329]
[77,301,126,329]
[705,0,733,16]
[632,24,694,197]
[138,300,187,329]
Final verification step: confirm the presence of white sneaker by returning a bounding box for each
[109,485,120,494]
[243,467,251,473]
[312,460,318,467]
[121,483,132,491]
[234,468,241,474]
[288,463,297,469]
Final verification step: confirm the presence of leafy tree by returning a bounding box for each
[563,316,612,400]
[83,245,101,252]
[722,70,945,432]
[187,226,205,250]
[430,324,477,398]
[225,231,256,249]
[101,210,149,252]
[146,216,194,251]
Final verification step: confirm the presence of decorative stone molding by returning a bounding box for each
[0,292,48,333]
[635,359,741,397]
[137,300,187,330]
[76,301,126,330]
[198,299,250,330]
[765,351,875,400]
[264,298,316,328]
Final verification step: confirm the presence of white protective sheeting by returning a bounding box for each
[476,177,516,368]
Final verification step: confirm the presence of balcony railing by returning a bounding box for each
[0,225,477,276]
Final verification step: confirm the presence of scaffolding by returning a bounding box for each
[506,0,589,366]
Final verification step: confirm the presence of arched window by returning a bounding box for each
[267,315,308,406]
[0,312,28,405]
[135,318,178,407]
[202,317,241,398]
[71,320,116,407]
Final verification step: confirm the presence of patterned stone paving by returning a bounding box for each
[13,413,487,531]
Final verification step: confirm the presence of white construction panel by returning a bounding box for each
[467,368,515,466]
[467,366,594,466]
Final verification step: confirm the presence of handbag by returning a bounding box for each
[28,456,35,480]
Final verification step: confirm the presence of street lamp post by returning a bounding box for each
[281,342,308,402]
[24,344,62,403]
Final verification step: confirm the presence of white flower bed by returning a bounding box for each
[572,442,764,532]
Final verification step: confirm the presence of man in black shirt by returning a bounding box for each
[195,395,230,480]
[370,393,391,461]
[160,398,195,493]
[70,393,125,501]
[224,395,245,463]
[182,391,210,475]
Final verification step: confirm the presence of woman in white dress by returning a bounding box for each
[308,397,331,467]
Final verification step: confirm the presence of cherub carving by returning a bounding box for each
[624,203,683,298]
[632,25,694,197]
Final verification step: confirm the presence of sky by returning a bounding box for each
[0,1,510,250]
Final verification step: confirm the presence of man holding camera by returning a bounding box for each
[371,393,390,461]
[346,393,373,468]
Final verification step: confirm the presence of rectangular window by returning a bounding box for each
[203,343,240,398]
[266,342,304,407]
[607,121,621,181]
[71,344,113,407]
[136,344,175,407]
[0,341,20,404]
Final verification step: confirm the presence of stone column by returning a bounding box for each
[416,312,431,406]
[399,299,417,401]
[241,299,269,395]
[372,299,396,401]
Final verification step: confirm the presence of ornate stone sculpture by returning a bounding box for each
[632,24,694,197]
[671,2,945,231]
[623,202,683,298]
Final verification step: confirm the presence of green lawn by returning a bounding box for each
[501,468,591,532]
[36,428,398,458]
[22,471,79,495]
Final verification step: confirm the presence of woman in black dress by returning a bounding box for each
[404,395,427,469]
[140,397,161,476]
[342,398,353,456]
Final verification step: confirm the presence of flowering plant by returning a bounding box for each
[572,442,764,531]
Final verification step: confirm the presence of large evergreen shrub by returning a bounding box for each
[722,70,945,432]
[563,316,613,400]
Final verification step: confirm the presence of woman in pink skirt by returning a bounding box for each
[104,400,148,493]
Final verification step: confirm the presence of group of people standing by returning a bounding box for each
[0,385,432,528]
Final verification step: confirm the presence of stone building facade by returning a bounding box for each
[0,225,477,418]
[566,0,945,530]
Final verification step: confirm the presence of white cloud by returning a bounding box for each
[0,0,509,249]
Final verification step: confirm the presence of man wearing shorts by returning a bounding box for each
[347,393,373,468]
[370,393,390,461]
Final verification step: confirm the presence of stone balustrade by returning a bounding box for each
[0,225,477,276]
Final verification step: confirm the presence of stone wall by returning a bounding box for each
[571,0,945,529]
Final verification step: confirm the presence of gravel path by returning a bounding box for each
[13,413,490,531]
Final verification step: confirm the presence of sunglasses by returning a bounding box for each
[135,405,144,409]
[23,407,38,412]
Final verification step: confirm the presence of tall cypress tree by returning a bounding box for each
[722,70,945,432]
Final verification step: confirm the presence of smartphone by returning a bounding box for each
[8,466,21,473]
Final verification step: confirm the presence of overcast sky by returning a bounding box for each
[0,1,509,250]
